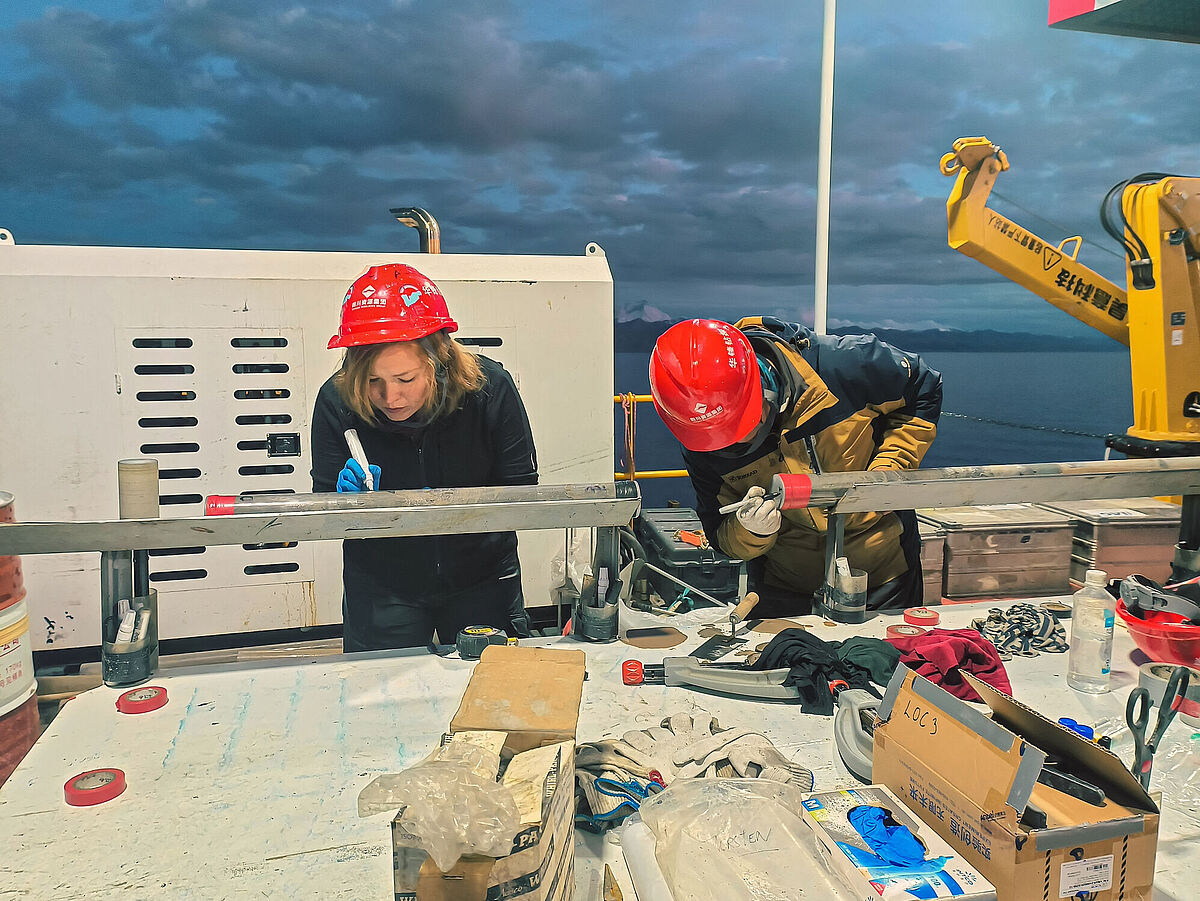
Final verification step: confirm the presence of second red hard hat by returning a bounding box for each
[649,319,763,452]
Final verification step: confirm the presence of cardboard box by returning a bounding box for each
[394,646,586,901]
[801,785,996,900]
[872,667,1159,901]
[450,645,586,755]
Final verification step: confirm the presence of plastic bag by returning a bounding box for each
[357,733,521,872]
[1150,729,1200,820]
[638,778,831,901]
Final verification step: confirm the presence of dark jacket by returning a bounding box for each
[685,317,942,597]
[311,355,538,618]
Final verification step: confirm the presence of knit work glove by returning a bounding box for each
[672,727,815,790]
[735,485,781,537]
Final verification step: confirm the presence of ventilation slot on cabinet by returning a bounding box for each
[159,468,202,480]
[137,390,196,402]
[236,414,291,426]
[244,563,300,576]
[240,489,296,496]
[238,465,294,476]
[135,364,195,375]
[233,363,289,374]
[237,440,268,451]
[150,569,207,582]
[149,547,206,557]
[141,442,201,454]
[140,417,198,428]
[232,337,288,348]
[457,337,503,347]
[243,542,298,551]
[134,338,193,349]
[159,493,203,506]
[234,388,290,400]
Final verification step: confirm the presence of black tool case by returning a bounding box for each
[632,508,744,607]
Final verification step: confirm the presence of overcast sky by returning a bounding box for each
[2,1,1196,334]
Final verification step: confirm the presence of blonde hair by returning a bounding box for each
[334,331,486,425]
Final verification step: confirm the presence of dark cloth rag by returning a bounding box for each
[885,627,1011,703]
[751,629,901,715]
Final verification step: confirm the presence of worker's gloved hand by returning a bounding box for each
[336,458,382,492]
[735,485,781,537]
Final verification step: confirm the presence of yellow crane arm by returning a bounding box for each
[941,137,1129,346]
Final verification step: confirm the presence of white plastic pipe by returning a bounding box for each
[813,0,837,336]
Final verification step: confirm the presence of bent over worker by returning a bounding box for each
[649,317,942,616]
[311,264,538,651]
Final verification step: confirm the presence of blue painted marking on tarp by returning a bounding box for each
[161,686,200,768]
[220,680,255,770]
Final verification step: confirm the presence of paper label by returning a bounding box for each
[1059,855,1113,896]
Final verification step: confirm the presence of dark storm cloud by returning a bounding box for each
[1,1,1197,328]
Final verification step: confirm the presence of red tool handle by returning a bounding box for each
[622,660,644,685]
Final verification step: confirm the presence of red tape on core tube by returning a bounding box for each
[65,768,126,807]
[904,607,940,626]
[116,686,168,715]
[887,623,927,639]
[773,473,813,510]
[204,495,235,516]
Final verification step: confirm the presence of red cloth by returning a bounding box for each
[885,628,1011,702]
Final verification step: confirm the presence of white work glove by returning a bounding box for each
[577,714,723,785]
[673,728,815,790]
[735,485,781,537]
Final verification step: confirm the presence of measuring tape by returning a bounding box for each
[65,768,126,807]
[115,686,168,715]
[455,626,508,659]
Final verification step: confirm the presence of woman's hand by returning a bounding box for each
[336,458,382,492]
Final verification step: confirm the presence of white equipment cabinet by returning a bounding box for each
[0,230,614,650]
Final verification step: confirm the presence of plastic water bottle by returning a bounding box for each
[1067,569,1114,693]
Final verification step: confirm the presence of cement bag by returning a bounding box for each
[638,778,827,901]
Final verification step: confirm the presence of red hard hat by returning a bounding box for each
[649,319,763,452]
[327,264,458,349]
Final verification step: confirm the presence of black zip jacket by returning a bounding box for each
[311,355,538,606]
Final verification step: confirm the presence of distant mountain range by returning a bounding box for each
[614,317,1121,354]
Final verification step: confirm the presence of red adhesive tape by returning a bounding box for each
[116,686,168,715]
[904,607,940,626]
[773,473,813,510]
[65,768,126,807]
[887,623,927,639]
[204,495,235,516]
[622,660,644,686]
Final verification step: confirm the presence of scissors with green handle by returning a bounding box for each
[1125,665,1191,790]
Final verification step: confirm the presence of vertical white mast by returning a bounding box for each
[813,0,837,335]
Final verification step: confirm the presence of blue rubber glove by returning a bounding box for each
[847,806,927,866]
[336,458,382,492]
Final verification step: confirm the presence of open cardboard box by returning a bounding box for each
[872,667,1159,901]
[395,645,586,901]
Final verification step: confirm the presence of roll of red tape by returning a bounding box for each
[772,473,813,510]
[116,686,168,715]
[886,623,927,639]
[904,607,940,626]
[622,660,644,685]
[65,768,126,807]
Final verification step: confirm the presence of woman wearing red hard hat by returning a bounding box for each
[649,317,943,616]
[311,264,538,651]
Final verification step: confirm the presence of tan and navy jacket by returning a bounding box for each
[685,317,943,596]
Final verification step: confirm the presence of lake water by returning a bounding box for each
[615,349,1134,508]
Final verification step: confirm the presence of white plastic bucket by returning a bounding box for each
[0,595,35,717]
